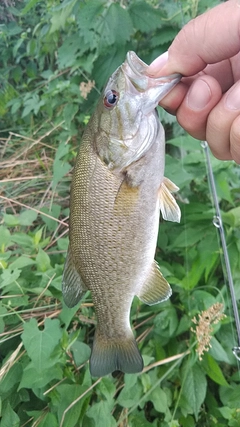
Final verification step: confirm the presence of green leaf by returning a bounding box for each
[129,413,154,427]
[40,204,61,232]
[20,363,63,389]
[0,252,11,269]
[36,249,51,272]
[33,228,42,246]
[201,354,229,386]
[218,406,234,420]
[38,413,59,427]
[57,237,69,251]
[154,304,178,337]
[172,225,210,248]
[56,384,89,427]
[98,377,116,405]
[22,94,45,117]
[21,318,62,371]
[215,171,233,203]
[52,160,71,189]
[9,256,35,270]
[181,362,207,419]
[181,239,218,290]
[87,401,116,427]
[150,27,179,47]
[219,384,240,409]
[50,0,78,32]
[129,1,162,32]
[209,337,231,364]
[76,0,105,34]
[18,209,38,226]
[0,226,12,249]
[97,3,133,46]
[57,35,87,69]
[60,302,81,328]
[190,290,217,312]
[167,135,201,151]
[165,154,192,189]
[149,387,168,413]
[225,241,239,273]
[20,0,39,15]
[71,341,91,366]
[10,98,22,114]
[222,206,240,227]
[1,401,20,427]
[3,214,19,227]
[118,374,142,408]
[0,78,18,115]
[52,141,71,188]
[0,363,22,395]
[0,302,7,333]
[0,268,21,288]
[11,233,34,248]
[63,103,79,129]
[178,415,194,427]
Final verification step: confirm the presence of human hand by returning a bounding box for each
[148,0,240,163]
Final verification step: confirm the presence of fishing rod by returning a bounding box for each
[201,141,240,361]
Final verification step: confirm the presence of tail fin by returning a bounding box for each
[89,329,143,377]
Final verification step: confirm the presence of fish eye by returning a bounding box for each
[103,90,119,109]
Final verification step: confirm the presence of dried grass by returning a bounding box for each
[0,123,71,215]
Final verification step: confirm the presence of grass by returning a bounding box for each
[1,122,239,426]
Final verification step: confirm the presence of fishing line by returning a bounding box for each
[201,141,240,362]
[177,134,191,302]
[177,1,195,309]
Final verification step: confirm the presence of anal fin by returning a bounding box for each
[62,248,87,308]
[137,261,172,305]
[159,177,181,223]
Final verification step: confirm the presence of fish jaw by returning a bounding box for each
[123,51,181,113]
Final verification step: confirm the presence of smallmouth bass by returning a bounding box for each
[63,51,181,377]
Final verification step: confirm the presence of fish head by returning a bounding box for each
[95,51,181,170]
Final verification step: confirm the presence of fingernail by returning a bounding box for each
[187,79,212,110]
[225,82,240,110]
[148,51,168,75]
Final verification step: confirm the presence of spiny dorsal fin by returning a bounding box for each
[62,248,87,308]
[137,261,172,305]
[159,177,181,223]
[90,329,143,377]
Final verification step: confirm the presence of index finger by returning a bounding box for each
[149,0,240,77]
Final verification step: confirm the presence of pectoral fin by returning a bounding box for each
[62,248,87,308]
[137,261,172,305]
[159,177,181,223]
[114,178,140,214]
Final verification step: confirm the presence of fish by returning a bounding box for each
[62,51,181,377]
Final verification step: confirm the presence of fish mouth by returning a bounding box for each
[123,51,181,107]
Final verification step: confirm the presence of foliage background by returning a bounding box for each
[1,0,240,426]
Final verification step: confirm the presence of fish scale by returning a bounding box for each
[62,51,181,376]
